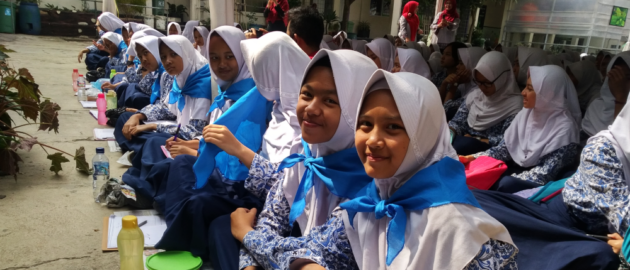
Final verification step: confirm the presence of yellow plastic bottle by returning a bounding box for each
[106,90,117,109]
[118,215,144,270]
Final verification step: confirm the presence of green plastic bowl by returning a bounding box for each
[146,251,203,270]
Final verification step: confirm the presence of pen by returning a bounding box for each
[173,124,181,141]
[138,220,148,228]
[586,234,609,241]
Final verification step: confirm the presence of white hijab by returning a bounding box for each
[466,51,523,131]
[595,95,630,184]
[582,52,630,136]
[131,23,152,33]
[505,65,581,168]
[567,60,602,109]
[427,52,443,74]
[352,40,368,55]
[366,38,396,71]
[128,29,164,57]
[241,32,309,163]
[322,35,338,50]
[206,26,250,90]
[503,46,518,66]
[458,47,487,97]
[97,12,124,32]
[417,41,432,60]
[396,48,431,79]
[282,50,378,235]
[194,26,210,59]
[101,32,123,48]
[182,20,200,43]
[167,22,182,35]
[133,36,161,65]
[344,70,514,270]
[159,35,208,88]
[517,46,549,85]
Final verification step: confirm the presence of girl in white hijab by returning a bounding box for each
[515,46,549,87]
[193,26,210,59]
[449,51,522,155]
[101,32,128,67]
[167,22,182,35]
[233,50,378,270]
[582,52,630,136]
[182,20,200,43]
[366,38,396,70]
[97,12,124,33]
[340,70,517,270]
[463,65,581,192]
[392,48,431,79]
[566,60,603,114]
[352,39,368,55]
[321,35,338,50]
[448,46,486,101]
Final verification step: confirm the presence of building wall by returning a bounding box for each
[347,0,394,38]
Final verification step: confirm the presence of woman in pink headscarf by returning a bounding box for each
[430,0,460,50]
[264,0,289,32]
[398,1,423,42]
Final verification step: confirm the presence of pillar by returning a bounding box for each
[209,0,234,29]
[390,0,403,36]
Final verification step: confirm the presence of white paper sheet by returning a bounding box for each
[80,101,97,108]
[94,128,115,141]
[108,141,121,152]
[107,210,166,249]
[90,110,98,120]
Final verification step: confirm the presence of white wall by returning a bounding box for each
[348,0,394,38]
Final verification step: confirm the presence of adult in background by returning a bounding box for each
[398,1,423,42]
[430,0,460,50]
[264,0,289,32]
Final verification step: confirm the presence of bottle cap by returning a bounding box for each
[79,74,84,77]
[98,93,105,98]
[96,147,105,154]
[121,215,138,229]
[73,69,78,72]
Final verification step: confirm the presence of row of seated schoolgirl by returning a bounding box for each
[94,4,630,270]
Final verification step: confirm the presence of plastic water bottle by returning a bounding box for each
[72,69,79,92]
[118,215,144,270]
[77,75,87,101]
[92,147,109,203]
[97,93,107,125]
[106,90,117,109]
[110,69,116,79]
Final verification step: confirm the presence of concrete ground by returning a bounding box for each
[0,34,128,269]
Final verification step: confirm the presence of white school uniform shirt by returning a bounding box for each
[343,70,513,270]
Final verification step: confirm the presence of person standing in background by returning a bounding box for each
[430,0,460,50]
[264,0,289,32]
[398,1,423,42]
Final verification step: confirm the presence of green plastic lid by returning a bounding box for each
[146,251,203,270]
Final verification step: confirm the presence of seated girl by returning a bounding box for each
[182,20,200,44]
[448,52,522,155]
[146,32,309,264]
[101,32,128,75]
[343,70,517,270]
[391,47,431,79]
[461,65,581,193]
[582,52,630,139]
[78,12,124,70]
[193,26,210,58]
[471,84,629,270]
[566,60,602,114]
[232,50,378,270]
[442,46,486,119]
[167,22,181,35]
[366,38,396,70]
[113,35,212,153]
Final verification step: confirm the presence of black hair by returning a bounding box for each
[444,41,467,64]
[612,57,628,68]
[302,56,331,86]
[288,6,324,49]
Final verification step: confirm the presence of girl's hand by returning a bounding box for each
[165,136,184,150]
[125,108,138,113]
[101,82,112,91]
[122,116,140,140]
[608,233,624,254]
[130,124,156,137]
[169,145,197,158]
[202,124,243,156]
[459,155,476,164]
[231,208,257,242]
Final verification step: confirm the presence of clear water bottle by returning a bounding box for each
[92,147,109,203]
[118,215,144,270]
[77,75,87,101]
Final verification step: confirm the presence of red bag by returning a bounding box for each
[461,156,507,190]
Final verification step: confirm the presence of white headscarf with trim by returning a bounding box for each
[97,12,124,32]
[167,22,182,35]
[206,26,250,90]
[159,35,208,88]
[366,38,396,71]
[194,26,210,59]
[128,29,164,57]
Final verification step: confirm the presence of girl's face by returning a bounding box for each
[169,24,179,35]
[122,29,130,46]
[522,75,536,109]
[392,55,401,73]
[297,66,341,144]
[135,44,158,72]
[194,29,205,46]
[366,48,382,69]
[103,39,117,55]
[441,45,455,68]
[208,35,239,83]
[356,89,409,179]
[444,0,453,10]
[473,70,497,96]
[159,42,184,75]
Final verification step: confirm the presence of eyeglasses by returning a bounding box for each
[472,69,511,88]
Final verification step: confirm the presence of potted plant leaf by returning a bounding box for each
[357,21,370,38]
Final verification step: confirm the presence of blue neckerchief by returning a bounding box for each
[117,40,128,56]
[340,157,481,266]
[150,64,166,104]
[113,28,122,35]
[133,57,141,69]
[623,227,630,261]
[277,139,373,227]
[208,78,256,115]
[193,86,272,188]
[169,64,213,112]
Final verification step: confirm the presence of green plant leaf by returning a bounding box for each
[0,148,22,180]
[0,45,15,53]
[38,100,61,133]
[47,152,69,175]
[74,147,93,175]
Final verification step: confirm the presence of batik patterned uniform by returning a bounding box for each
[449,102,516,146]
[123,66,143,84]
[474,141,579,185]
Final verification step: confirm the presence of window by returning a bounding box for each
[370,0,391,16]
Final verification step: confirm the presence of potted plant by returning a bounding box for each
[321,10,338,35]
[167,2,188,23]
[356,21,370,38]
